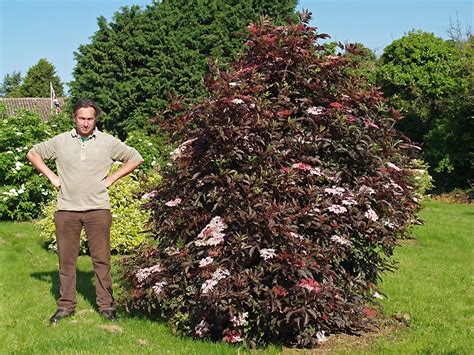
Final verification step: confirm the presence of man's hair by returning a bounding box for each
[73,99,101,118]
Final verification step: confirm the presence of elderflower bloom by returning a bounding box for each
[331,235,352,246]
[165,197,182,207]
[231,98,245,104]
[201,268,230,294]
[307,106,325,115]
[198,256,214,268]
[387,162,402,171]
[152,281,167,296]
[231,312,248,327]
[324,186,345,196]
[195,320,210,337]
[316,330,328,343]
[365,208,379,222]
[327,204,347,214]
[259,248,276,260]
[195,216,227,247]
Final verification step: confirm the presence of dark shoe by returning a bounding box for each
[49,309,74,324]
[99,309,117,321]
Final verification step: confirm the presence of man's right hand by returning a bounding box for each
[50,175,61,190]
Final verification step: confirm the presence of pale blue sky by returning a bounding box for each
[1,0,472,93]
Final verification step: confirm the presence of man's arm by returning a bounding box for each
[103,159,143,188]
[26,150,61,190]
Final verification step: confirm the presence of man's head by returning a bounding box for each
[72,99,100,137]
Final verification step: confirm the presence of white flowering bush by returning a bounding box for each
[38,165,161,254]
[125,130,172,173]
[0,106,68,220]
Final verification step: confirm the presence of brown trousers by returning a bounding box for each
[54,210,115,312]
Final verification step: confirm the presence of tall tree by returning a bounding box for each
[70,0,298,139]
[0,71,23,97]
[20,59,64,98]
[377,31,472,190]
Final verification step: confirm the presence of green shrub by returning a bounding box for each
[38,165,161,254]
[0,107,68,220]
[118,18,420,348]
[410,159,434,197]
[124,130,172,173]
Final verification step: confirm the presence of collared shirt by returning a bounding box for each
[31,128,143,211]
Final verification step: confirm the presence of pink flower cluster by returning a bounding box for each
[195,216,227,247]
[307,106,325,115]
[364,208,379,222]
[231,312,248,327]
[201,267,230,294]
[331,235,352,246]
[135,264,163,283]
[259,248,277,260]
[299,278,321,293]
[195,319,210,337]
[327,204,347,214]
[152,281,167,296]
[223,329,244,343]
[387,162,402,171]
[231,98,245,104]
[198,256,214,268]
[324,186,345,196]
[292,162,321,176]
[165,197,182,207]
[170,138,197,161]
[141,190,157,200]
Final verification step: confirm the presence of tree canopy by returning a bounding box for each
[19,59,64,98]
[377,31,473,190]
[0,71,23,97]
[70,0,298,139]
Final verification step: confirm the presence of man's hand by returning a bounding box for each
[27,150,61,190]
[103,160,143,188]
[50,175,61,190]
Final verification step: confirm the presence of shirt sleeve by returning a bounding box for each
[108,136,144,163]
[30,136,58,160]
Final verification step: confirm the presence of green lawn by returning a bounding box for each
[0,200,472,353]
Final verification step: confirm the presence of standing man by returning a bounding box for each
[27,99,143,324]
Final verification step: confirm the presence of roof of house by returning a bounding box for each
[0,97,66,121]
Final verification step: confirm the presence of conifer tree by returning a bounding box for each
[20,59,64,97]
[70,0,298,138]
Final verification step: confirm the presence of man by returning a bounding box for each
[27,99,143,324]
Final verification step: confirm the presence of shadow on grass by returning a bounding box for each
[30,269,96,309]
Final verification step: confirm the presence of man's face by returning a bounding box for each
[74,107,97,137]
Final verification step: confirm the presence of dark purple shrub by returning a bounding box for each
[118,16,420,348]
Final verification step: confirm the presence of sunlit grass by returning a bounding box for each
[0,200,472,353]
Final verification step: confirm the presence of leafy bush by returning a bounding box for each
[124,130,172,173]
[0,107,68,220]
[38,165,161,254]
[118,17,420,348]
[410,159,434,197]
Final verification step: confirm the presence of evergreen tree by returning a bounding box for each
[0,71,23,97]
[20,58,64,98]
[70,0,298,139]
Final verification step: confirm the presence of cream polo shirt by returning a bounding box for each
[31,128,143,211]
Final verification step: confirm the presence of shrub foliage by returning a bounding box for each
[0,107,67,220]
[118,17,420,347]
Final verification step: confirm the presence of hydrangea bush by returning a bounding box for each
[118,16,420,348]
[0,107,68,220]
[38,164,161,254]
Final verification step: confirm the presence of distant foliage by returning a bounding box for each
[124,130,172,173]
[378,31,473,190]
[19,58,64,98]
[0,107,66,220]
[118,18,420,348]
[70,0,298,138]
[39,166,161,254]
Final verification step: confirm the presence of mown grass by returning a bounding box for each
[0,200,472,353]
